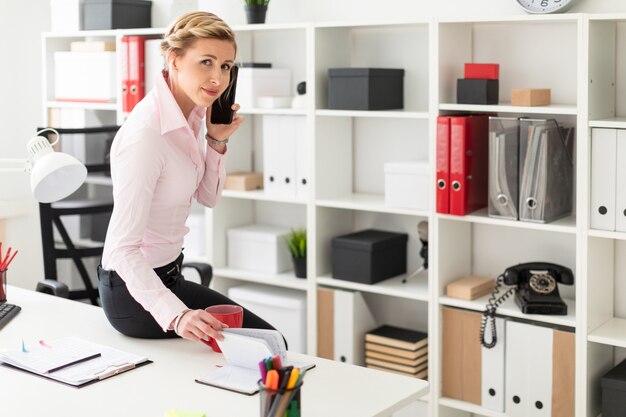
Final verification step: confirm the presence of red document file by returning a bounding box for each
[464,63,500,80]
[436,116,452,214]
[449,115,489,216]
[127,36,147,111]
[120,36,131,112]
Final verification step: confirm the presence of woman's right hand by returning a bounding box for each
[176,309,228,342]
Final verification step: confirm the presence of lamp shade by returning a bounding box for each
[27,135,87,203]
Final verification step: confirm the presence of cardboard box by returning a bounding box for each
[224,172,263,191]
[511,88,551,106]
[328,68,404,110]
[464,63,500,80]
[446,275,495,300]
[384,161,429,210]
[227,224,291,274]
[457,79,499,105]
[331,229,408,284]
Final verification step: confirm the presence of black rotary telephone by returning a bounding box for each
[480,262,574,348]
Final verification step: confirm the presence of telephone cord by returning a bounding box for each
[480,274,515,349]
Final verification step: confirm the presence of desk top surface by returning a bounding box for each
[0,286,429,417]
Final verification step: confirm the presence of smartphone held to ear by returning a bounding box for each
[211,65,239,125]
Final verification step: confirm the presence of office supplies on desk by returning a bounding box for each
[195,328,314,395]
[0,336,150,387]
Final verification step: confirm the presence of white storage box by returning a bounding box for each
[54,52,116,102]
[228,284,307,353]
[50,0,83,32]
[184,213,205,258]
[236,68,291,109]
[227,224,292,274]
[384,161,429,210]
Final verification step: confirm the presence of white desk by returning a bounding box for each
[0,286,429,417]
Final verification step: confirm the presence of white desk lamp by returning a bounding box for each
[0,128,87,203]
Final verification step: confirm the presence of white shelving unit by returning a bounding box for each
[40,13,626,417]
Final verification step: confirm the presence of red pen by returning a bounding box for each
[271,354,282,370]
[3,250,17,270]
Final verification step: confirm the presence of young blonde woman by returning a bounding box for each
[98,12,279,343]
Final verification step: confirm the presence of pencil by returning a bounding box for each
[47,352,102,374]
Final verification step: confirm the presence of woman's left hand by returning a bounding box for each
[205,103,245,141]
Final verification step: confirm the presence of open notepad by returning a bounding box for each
[195,328,315,395]
[0,336,151,387]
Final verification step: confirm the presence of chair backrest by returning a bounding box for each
[37,126,120,305]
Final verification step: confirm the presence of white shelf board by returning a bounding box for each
[46,101,117,111]
[315,109,429,119]
[588,318,626,348]
[84,174,113,186]
[314,19,429,29]
[0,200,31,219]
[439,294,576,328]
[439,102,577,115]
[438,208,577,234]
[316,193,428,216]
[222,190,307,205]
[213,267,308,291]
[588,229,626,241]
[589,13,626,21]
[240,108,307,116]
[589,117,626,129]
[439,397,507,417]
[438,14,581,23]
[231,22,309,32]
[317,271,429,301]
[43,28,167,38]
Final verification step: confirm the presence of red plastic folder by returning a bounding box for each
[120,36,131,112]
[436,116,452,214]
[464,63,500,80]
[127,36,147,111]
[449,115,489,216]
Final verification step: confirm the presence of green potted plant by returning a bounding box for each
[243,0,270,24]
[287,228,306,278]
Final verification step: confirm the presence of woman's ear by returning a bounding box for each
[166,51,178,72]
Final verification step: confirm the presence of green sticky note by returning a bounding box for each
[164,411,206,417]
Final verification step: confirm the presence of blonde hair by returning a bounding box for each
[161,12,237,72]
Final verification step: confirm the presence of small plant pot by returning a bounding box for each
[292,257,307,278]
[244,4,267,24]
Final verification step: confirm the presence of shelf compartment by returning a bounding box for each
[222,189,307,205]
[315,109,429,119]
[439,103,577,115]
[316,193,428,217]
[317,271,429,301]
[213,267,308,291]
[439,294,576,328]
[437,208,577,234]
[439,397,507,417]
[588,317,626,348]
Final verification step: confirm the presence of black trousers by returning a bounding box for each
[97,253,280,341]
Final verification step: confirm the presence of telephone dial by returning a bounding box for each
[480,262,574,348]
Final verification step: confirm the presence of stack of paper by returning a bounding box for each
[364,325,428,379]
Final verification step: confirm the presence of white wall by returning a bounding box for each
[1,0,626,291]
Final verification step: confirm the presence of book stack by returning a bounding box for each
[364,325,428,379]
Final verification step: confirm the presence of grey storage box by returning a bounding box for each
[328,68,404,110]
[83,0,151,30]
[331,229,408,284]
[602,359,626,417]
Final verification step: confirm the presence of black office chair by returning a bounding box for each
[35,126,213,303]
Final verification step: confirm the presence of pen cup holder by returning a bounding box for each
[0,269,7,302]
[259,380,303,417]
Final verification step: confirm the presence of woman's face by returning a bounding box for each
[171,38,236,108]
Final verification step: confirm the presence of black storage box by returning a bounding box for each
[457,78,499,105]
[84,0,151,30]
[328,68,404,110]
[602,359,626,417]
[331,229,408,284]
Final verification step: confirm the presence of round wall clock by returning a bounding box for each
[516,0,578,14]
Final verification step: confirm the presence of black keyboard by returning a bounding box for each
[0,303,20,330]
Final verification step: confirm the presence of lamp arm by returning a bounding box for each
[0,158,33,173]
